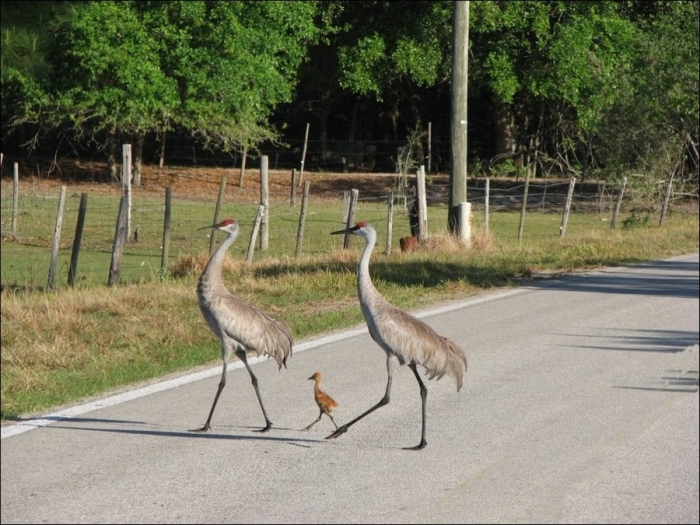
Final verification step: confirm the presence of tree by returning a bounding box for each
[49,1,179,181]
[142,1,323,158]
[1,1,68,153]
[596,1,699,187]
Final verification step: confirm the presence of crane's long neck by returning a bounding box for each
[200,229,238,291]
[357,228,381,310]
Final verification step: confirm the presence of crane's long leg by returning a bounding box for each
[325,369,394,440]
[190,360,228,432]
[406,363,428,450]
[326,413,339,430]
[302,409,323,431]
[236,349,273,432]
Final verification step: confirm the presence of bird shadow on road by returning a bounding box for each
[40,422,321,447]
[4,415,145,425]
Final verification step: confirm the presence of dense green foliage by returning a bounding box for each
[1,1,698,190]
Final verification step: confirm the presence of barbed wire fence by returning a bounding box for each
[1,152,697,291]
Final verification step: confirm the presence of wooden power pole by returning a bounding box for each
[449,1,469,234]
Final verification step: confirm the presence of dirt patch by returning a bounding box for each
[1,158,449,203]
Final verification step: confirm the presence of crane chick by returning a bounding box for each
[302,371,339,431]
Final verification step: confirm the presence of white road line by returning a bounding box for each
[2,288,526,440]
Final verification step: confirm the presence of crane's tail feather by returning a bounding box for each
[273,319,293,370]
[423,337,468,391]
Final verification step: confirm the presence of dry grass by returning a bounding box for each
[2,213,697,419]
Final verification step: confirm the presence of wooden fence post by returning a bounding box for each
[417,166,428,242]
[659,168,675,227]
[47,185,67,290]
[290,168,298,207]
[161,187,173,277]
[343,189,359,249]
[260,155,269,250]
[427,122,432,175]
[122,144,132,242]
[611,177,627,229]
[246,205,265,262]
[12,162,19,237]
[517,161,532,243]
[295,181,311,258]
[68,192,88,287]
[238,146,247,187]
[209,177,227,255]
[108,195,128,286]
[298,122,310,188]
[386,192,394,255]
[342,191,351,224]
[560,176,576,238]
[484,177,490,233]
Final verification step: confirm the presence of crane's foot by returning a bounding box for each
[402,439,427,451]
[188,424,211,433]
[254,421,272,433]
[325,425,348,440]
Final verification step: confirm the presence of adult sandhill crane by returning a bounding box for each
[192,218,293,433]
[302,371,339,431]
[328,221,468,450]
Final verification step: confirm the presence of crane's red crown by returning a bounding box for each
[356,221,368,228]
[220,218,235,226]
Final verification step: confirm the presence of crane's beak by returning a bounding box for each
[330,225,356,235]
[308,375,315,380]
[198,224,219,230]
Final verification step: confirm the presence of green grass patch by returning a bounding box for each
[1,191,698,420]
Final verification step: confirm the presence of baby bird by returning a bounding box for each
[302,371,339,431]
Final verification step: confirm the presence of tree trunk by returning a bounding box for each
[106,128,118,182]
[158,126,167,179]
[133,133,145,186]
[493,102,517,156]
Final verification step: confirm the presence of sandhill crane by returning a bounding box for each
[302,371,339,431]
[328,221,468,449]
[192,218,293,433]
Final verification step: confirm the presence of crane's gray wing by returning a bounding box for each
[212,294,293,369]
[371,300,468,391]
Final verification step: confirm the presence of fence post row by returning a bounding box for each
[5,158,679,290]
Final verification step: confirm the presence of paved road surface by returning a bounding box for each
[2,254,698,524]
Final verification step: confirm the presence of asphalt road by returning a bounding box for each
[2,254,698,524]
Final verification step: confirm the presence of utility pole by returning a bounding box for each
[449,1,469,235]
